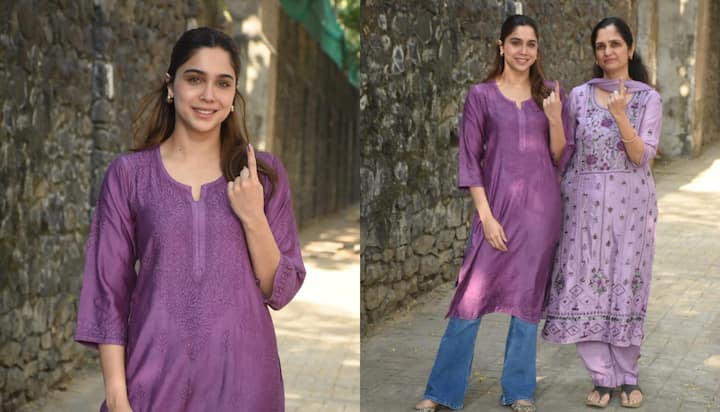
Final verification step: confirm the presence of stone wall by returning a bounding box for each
[0,2,215,409]
[1,0,357,407]
[272,7,360,228]
[638,0,720,156]
[360,0,636,330]
[693,0,720,151]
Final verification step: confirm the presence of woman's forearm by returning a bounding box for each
[614,112,645,164]
[242,216,281,298]
[548,117,567,164]
[469,186,493,221]
[99,344,129,405]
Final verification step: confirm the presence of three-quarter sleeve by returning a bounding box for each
[458,86,486,189]
[262,155,306,310]
[634,91,663,167]
[75,157,137,348]
[557,86,579,174]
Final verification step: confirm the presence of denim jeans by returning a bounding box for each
[422,316,538,410]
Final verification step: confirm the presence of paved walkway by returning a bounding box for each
[361,144,720,412]
[19,206,360,412]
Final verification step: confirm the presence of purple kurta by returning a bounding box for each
[542,82,662,347]
[75,147,306,411]
[446,81,566,323]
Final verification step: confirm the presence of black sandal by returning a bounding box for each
[620,384,643,408]
[585,386,613,408]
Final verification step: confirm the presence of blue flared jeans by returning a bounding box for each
[422,316,538,410]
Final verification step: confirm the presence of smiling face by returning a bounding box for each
[594,25,633,78]
[167,47,236,137]
[499,25,538,74]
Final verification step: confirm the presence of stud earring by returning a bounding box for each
[167,95,174,103]
[230,105,234,112]
[500,50,504,56]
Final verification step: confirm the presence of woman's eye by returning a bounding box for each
[219,81,231,88]
[188,77,202,84]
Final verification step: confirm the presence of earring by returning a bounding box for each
[500,50,504,56]
[167,95,174,103]
[230,105,234,112]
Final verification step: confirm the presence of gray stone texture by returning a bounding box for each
[0,0,357,410]
[272,10,360,228]
[0,2,209,409]
[360,0,637,331]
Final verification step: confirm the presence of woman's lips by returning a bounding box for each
[192,107,218,119]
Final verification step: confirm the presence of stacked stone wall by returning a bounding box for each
[360,0,636,330]
[0,2,212,408]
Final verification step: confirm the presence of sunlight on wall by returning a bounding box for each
[242,15,270,96]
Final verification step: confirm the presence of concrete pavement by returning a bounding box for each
[361,144,720,412]
[19,205,360,412]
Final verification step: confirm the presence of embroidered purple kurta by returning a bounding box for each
[446,81,566,324]
[542,81,662,347]
[75,147,306,411]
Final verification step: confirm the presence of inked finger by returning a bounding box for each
[247,143,258,178]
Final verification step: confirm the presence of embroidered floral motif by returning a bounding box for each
[578,92,642,171]
[589,270,609,295]
[543,86,659,348]
[631,270,644,295]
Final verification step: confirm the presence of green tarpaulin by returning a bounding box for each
[279,0,358,87]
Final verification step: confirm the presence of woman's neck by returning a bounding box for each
[602,69,630,81]
[164,127,221,162]
[498,67,531,88]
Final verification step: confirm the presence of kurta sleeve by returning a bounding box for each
[458,86,486,189]
[262,155,306,310]
[75,157,137,348]
[557,86,579,173]
[634,91,663,167]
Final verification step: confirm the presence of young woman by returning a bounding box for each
[414,15,568,412]
[542,17,662,409]
[75,27,305,411]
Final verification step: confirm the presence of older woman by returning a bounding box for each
[542,17,662,409]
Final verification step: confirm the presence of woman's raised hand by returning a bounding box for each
[542,80,562,122]
[228,144,266,224]
[608,78,628,119]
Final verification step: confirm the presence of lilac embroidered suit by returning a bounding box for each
[542,80,662,346]
[75,146,306,411]
[446,81,567,323]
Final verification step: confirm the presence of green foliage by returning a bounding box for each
[334,0,360,85]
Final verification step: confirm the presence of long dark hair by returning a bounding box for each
[591,17,649,83]
[483,14,551,109]
[132,27,277,191]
